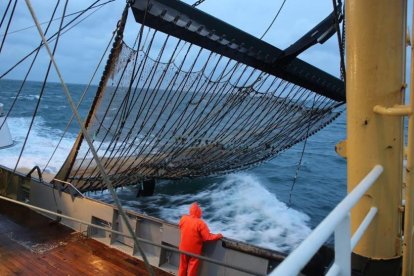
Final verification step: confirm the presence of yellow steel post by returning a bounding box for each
[403,4,414,274]
[346,0,405,270]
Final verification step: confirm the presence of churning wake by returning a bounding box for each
[91,173,312,253]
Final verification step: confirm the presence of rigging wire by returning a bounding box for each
[288,95,316,207]
[0,0,17,53]
[0,1,13,30]
[0,0,115,37]
[260,0,287,40]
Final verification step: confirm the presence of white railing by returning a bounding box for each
[270,165,383,276]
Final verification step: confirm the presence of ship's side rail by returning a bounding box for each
[0,165,286,276]
[270,165,383,276]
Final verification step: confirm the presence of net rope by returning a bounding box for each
[63,21,342,191]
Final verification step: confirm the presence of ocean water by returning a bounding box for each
[0,79,347,253]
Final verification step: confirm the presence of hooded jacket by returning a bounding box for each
[178,203,222,255]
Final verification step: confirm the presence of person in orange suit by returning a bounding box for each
[178,202,223,276]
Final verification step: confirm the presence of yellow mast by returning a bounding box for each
[347,0,405,273]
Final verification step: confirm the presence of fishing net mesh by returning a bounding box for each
[63,14,342,191]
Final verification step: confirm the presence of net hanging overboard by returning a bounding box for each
[56,0,344,192]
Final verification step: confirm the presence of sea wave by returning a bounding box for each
[0,116,75,172]
[89,173,312,253]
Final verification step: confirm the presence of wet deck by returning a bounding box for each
[0,200,172,275]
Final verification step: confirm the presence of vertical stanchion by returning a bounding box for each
[334,214,351,275]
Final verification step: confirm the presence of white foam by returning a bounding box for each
[0,116,75,173]
[89,173,311,252]
[157,173,311,253]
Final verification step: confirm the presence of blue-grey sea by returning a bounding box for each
[0,79,346,253]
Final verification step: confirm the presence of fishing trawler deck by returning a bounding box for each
[0,199,172,276]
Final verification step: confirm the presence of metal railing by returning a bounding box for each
[0,194,264,276]
[270,165,383,276]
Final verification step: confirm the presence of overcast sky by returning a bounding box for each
[0,0,350,84]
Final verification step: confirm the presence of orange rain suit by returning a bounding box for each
[178,203,223,276]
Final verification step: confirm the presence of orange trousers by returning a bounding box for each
[178,254,200,276]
